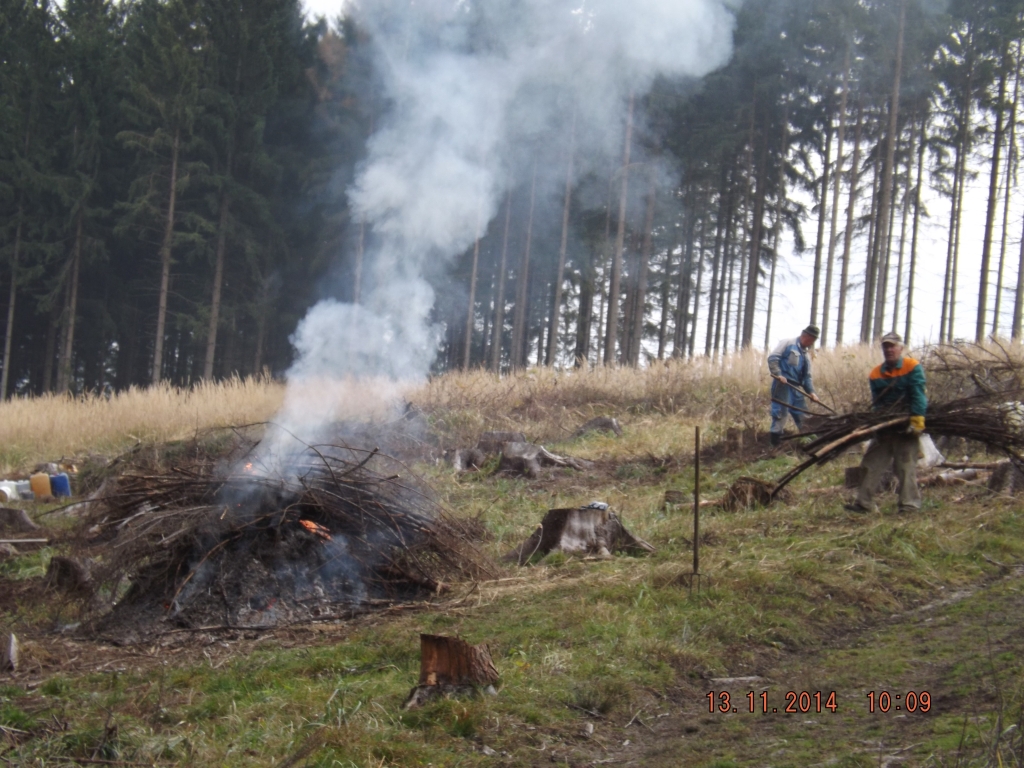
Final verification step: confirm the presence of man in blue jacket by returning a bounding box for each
[767,325,822,447]
[845,331,928,514]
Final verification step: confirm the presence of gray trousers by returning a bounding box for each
[856,433,922,511]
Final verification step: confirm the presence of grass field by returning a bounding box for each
[2,344,1023,767]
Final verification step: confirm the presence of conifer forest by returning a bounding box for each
[3,0,1024,395]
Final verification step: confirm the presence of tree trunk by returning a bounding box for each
[628,181,656,366]
[742,140,767,347]
[1,211,22,400]
[810,102,834,326]
[942,34,974,343]
[873,130,901,337]
[511,167,537,370]
[705,164,729,356]
[673,201,695,357]
[977,43,1010,341]
[822,45,850,346]
[462,231,480,370]
[765,106,789,351]
[891,123,913,331]
[688,215,707,358]
[836,98,862,343]
[657,242,673,360]
[860,139,881,342]
[490,190,512,372]
[905,114,927,343]
[204,191,230,380]
[604,93,634,366]
[547,108,576,367]
[869,0,906,340]
[1014,204,1024,339]
[57,210,84,394]
[714,180,736,358]
[994,42,1021,338]
[152,126,180,386]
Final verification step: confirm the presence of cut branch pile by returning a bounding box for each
[80,444,493,636]
[771,392,1024,499]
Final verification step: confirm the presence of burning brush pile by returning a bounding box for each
[80,443,491,637]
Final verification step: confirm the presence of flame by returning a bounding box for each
[299,519,332,540]
[244,462,254,472]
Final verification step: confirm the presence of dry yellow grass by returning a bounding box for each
[0,342,913,471]
[0,375,285,473]
[413,343,882,447]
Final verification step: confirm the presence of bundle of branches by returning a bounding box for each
[923,341,1024,400]
[771,392,1024,499]
[79,444,493,635]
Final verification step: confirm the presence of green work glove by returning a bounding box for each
[906,415,925,435]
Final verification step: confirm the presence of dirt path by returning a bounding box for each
[605,568,1024,767]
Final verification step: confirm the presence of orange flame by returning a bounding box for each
[299,519,332,540]
[244,462,254,472]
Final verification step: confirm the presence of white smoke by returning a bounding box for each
[278,0,738,437]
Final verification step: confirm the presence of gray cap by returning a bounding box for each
[880,331,903,346]
[802,324,820,339]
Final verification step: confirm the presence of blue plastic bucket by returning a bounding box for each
[50,472,72,498]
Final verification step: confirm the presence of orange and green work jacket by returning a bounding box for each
[869,356,927,416]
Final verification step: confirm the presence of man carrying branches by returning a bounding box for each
[844,332,928,514]
[767,324,822,447]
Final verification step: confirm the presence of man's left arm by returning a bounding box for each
[908,365,927,416]
[906,364,927,434]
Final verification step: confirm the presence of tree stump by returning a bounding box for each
[0,507,40,533]
[497,443,591,478]
[45,556,93,599]
[403,634,499,709]
[1,633,18,672]
[988,462,1024,494]
[476,431,527,455]
[450,448,486,472]
[725,428,743,455]
[497,442,543,478]
[573,417,622,438]
[505,505,654,565]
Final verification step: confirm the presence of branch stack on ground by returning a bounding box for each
[79,443,493,637]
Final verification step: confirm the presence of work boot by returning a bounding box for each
[769,432,782,448]
[843,502,872,514]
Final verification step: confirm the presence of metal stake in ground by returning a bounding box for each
[687,425,705,595]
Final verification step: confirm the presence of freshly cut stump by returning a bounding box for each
[404,634,499,709]
[506,505,655,565]
[722,477,789,511]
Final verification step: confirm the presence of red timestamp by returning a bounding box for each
[866,691,932,713]
[707,690,838,714]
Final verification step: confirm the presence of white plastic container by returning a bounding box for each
[0,481,17,503]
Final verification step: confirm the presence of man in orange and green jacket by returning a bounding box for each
[845,331,928,514]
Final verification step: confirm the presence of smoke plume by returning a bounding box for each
[278,0,738,437]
